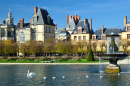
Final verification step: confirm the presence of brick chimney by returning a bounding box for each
[84,18,87,25]
[67,15,69,26]
[20,18,24,28]
[89,18,92,34]
[74,14,77,23]
[124,16,127,27]
[54,23,57,30]
[34,6,38,15]
[77,16,80,21]
[2,20,5,24]
[102,25,104,34]
[69,15,72,23]
[30,19,33,22]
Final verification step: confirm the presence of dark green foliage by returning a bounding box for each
[87,49,95,61]
[42,58,51,61]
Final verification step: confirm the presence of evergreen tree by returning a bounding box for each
[87,49,95,61]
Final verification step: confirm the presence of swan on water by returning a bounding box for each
[86,75,89,78]
[118,73,120,75]
[43,77,47,80]
[100,76,103,78]
[52,77,56,79]
[62,76,65,79]
[27,70,36,78]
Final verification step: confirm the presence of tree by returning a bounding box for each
[87,49,95,61]
[0,41,5,56]
[44,38,55,56]
[121,39,128,53]
[99,42,107,53]
[55,41,72,55]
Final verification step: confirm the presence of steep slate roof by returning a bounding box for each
[95,28,122,40]
[55,28,63,33]
[16,23,30,29]
[36,8,54,25]
[59,31,70,36]
[71,20,94,34]
[66,17,76,30]
[122,27,126,32]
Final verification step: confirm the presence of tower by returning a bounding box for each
[6,9,14,25]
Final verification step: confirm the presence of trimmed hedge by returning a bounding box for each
[87,49,95,61]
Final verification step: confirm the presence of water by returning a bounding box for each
[0,65,130,86]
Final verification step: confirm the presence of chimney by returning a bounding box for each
[74,14,77,23]
[2,20,5,24]
[54,23,57,30]
[124,16,127,27]
[69,15,72,23]
[30,19,33,22]
[102,25,104,34]
[77,16,80,21]
[20,18,24,28]
[34,6,38,15]
[90,18,92,34]
[84,18,87,25]
[67,15,69,26]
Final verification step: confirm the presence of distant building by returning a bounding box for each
[16,6,55,43]
[71,18,94,44]
[122,16,130,40]
[0,10,15,41]
[93,25,122,40]
[58,28,70,41]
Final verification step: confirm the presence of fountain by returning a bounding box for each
[98,32,128,73]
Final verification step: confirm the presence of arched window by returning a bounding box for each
[20,32,25,42]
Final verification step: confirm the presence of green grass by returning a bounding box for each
[55,59,107,63]
[0,59,108,63]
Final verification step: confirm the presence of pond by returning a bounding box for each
[0,64,130,86]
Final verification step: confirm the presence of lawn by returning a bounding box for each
[54,59,107,63]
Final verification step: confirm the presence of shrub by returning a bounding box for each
[42,58,51,61]
[87,49,95,61]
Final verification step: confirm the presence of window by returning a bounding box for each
[49,27,50,33]
[127,34,130,39]
[33,35,36,41]
[78,29,82,34]
[8,31,11,37]
[83,36,86,41]
[102,36,106,40]
[45,26,47,33]
[74,31,77,34]
[20,32,25,42]
[74,36,77,41]
[93,36,96,40]
[78,36,81,41]
[128,26,130,31]
[83,30,86,33]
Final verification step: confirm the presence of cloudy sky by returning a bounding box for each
[0,0,130,31]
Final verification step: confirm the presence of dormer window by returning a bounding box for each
[47,15,50,23]
[74,31,77,34]
[93,36,96,40]
[92,35,96,40]
[83,30,86,33]
[78,26,82,34]
[102,36,106,40]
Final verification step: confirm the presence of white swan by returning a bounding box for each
[118,73,120,75]
[62,76,65,79]
[52,77,56,79]
[86,75,89,78]
[43,77,47,80]
[27,70,36,78]
[100,76,103,78]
